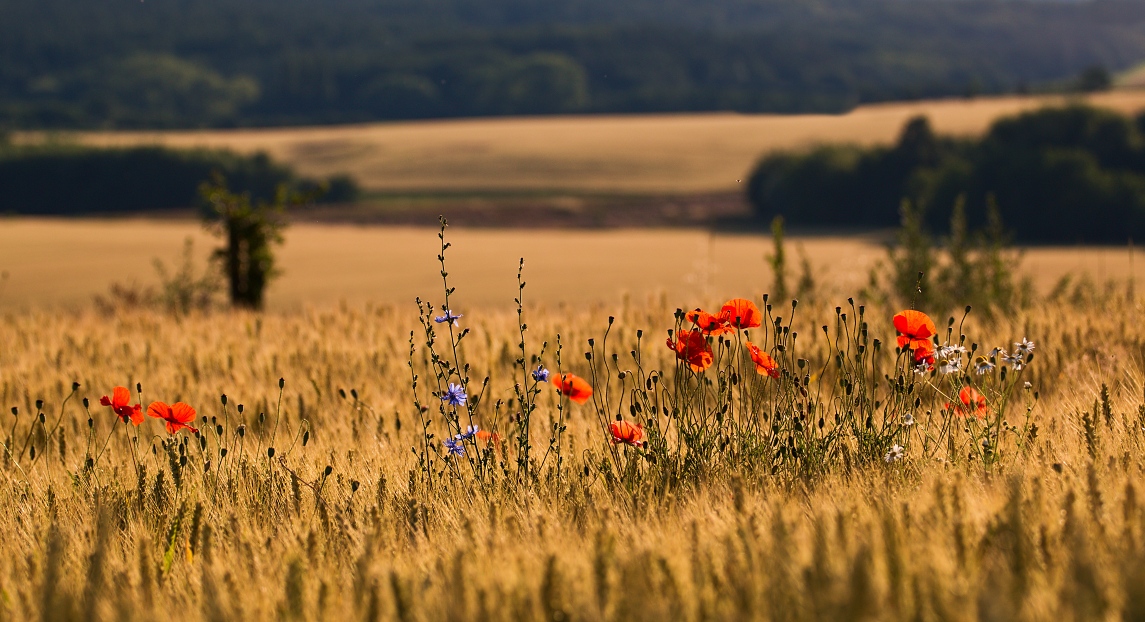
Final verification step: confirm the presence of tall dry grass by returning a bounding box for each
[1,230,1144,621]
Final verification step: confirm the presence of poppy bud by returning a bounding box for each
[268,447,275,458]
[259,412,266,423]
[220,448,228,458]
[324,465,333,477]
[302,431,310,446]
[608,316,614,325]
[180,455,187,467]
[339,389,347,399]
[204,460,210,472]
[87,418,93,428]
[238,425,246,438]
[9,407,16,416]
[71,382,80,392]
[279,378,285,389]
[82,398,89,408]
[199,436,207,450]
[220,394,227,405]
[351,480,360,493]
[215,424,223,436]
[636,330,643,338]
[35,400,43,410]
[136,383,142,392]
[351,389,359,400]
[86,457,93,469]
[29,446,35,460]
[237,404,244,414]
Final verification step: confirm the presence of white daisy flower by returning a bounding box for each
[885,444,905,463]
[973,356,995,375]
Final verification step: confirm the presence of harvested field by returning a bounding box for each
[0,218,1139,312]
[19,91,1145,195]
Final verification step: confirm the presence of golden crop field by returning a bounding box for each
[20,90,1145,194]
[0,218,1141,312]
[0,219,1144,620]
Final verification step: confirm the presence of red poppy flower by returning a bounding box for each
[948,387,988,419]
[914,341,935,371]
[667,329,714,372]
[747,341,780,378]
[609,420,644,446]
[719,298,763,329]
[147,401,199,435]
[475,429,502,446]
[893,310,936,352]
[685,309,732,336]
[100,386,143,425]
[557,374,594,405]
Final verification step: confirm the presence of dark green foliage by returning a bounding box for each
[880,195,1024,313]
[0,146,357,215]
[5,0,1145,127]
[748,106,1145,242]
[201,175,306,310]
[748,116,962,228]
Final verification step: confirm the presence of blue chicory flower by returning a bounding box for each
[443,436,465,456]
[532,365,550,383]
[434,309,463,326]
[441,383,467,406]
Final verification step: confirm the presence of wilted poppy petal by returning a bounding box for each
[747,341,780,378]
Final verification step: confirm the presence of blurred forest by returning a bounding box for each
[0,142,358,214]
[4,0,1145,128]
[747,105,1145,243]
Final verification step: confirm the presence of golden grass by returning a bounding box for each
[0,243,1144,620]
[18,91,1145,194]
[0,218,1141,313]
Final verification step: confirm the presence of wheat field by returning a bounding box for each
[19,91,1145,194]
[0,218,1141,311]
[0,219,1144,620]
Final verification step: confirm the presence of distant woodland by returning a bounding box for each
[4,0,1145,128]
[748,105,1145,243]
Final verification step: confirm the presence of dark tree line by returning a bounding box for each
[4,0,1145,128]
[747,105,1145,243]
[0,146,358,215]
